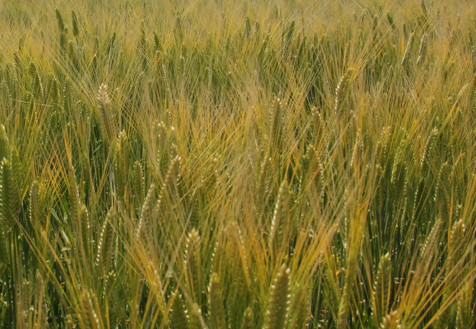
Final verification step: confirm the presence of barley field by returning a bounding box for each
[0,0,475,328]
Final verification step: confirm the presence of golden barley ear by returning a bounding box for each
[79,290,103,329]
[170,291,189,329]
[334,69,352,114]
[379,311,400,329]
[416,33,427,65]
[372,253,392,326]
[401,33,414,67]
[264,265,291,329]
[208,273,226,329]
[185,229,202,305]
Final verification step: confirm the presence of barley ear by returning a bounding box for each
[372,253,392,326]
[136,183,156,237]
[188,303,208,329]
[0,159,21,232]
[416,33,427,65]
[79,204,91,261]
[132,160,146,204]
[29,181,41,229]
[379,311,400,329]
[71,10,79,37]
[208,273,226,329]
[240,307,254,329]
[55,9,65,32]
[97,83,116,143]
[268,180,290,253]
[0,125,10,161]
[79,290,103,329]
[289,284,311,329]
[455,283,474,329]
[334,69,352,114]
[401,32,414,66]
[170,291,189,329]
[185,229,202,305]
[264,266,291,329]
[420,218,441,258]
[95,209,116,275]
[114,130,128,199]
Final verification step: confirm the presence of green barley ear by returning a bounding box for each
[268,180,291,253]
[448,219,465,272]
[371,253,392,326]
[289,284,311,329]
[0,125,10,161]
[29,62,44,97]
[55,9,65,32]
[71,11,79,37]
[456,283,474,329]
[136,183,156,237]
[208,273,226,329]
[337,211,365,329]
[188,303,207,329]
[0,159,21,231]
[436,218,466,326]
[170,291,189,329]
[421,218,441,258]
[240,307,254,329]
[79,205,91,260]
[157,155,181,215]
[132,160,146,204]
[29,181,41,228]
[97,83,116,143]
[114,130,128,199]
[96,209,116,275]
[185,229,202,305]
[140,27,148,70]
[10,147,23,191]
[256,153,270,220]
[269,98,283,154]
[264,266,291,329]
[67,163,81,225]
[35,271,48,328]
[153,32,162,52]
